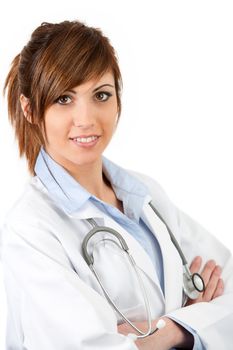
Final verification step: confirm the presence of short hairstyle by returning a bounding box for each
[4,20,122,174]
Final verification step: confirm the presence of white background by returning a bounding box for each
[0,0,233,348]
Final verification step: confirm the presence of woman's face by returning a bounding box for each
[43,71,118,172]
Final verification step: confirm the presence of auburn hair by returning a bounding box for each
[4,20,122,174]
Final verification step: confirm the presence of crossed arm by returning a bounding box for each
[118,256,224,350]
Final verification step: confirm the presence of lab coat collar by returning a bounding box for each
[102,157,149,223]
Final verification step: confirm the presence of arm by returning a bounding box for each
[166,209,233,349]
[118,256,224,349]
[127,171,233,348]
[167,256,224,350]
[118,317,193,350]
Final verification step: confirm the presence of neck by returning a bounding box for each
[45,149,122,209]
[68,158,109,200]
[67,158,123,212]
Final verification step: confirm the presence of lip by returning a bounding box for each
[69,134,100,139]
[70,135,100,148]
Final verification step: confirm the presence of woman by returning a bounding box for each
[2,20,232,349]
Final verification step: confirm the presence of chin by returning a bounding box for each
[68,154,102,167]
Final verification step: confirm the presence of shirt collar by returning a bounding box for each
[102,157,150,221]
[34,148,150,221]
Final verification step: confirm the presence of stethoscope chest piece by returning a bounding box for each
[183,269,205,300]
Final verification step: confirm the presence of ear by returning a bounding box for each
[20,94,32,123]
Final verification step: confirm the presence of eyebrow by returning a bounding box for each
[67,84,115,95]
[93,84,115,92]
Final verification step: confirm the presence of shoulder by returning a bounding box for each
[127,168,233,264]
[4,176,63,227]
[122,167,183,230]
[125,168,175,211]
[127,168,200,234]
[1,177,75,272]
[127,169,168,198]
[1,176,71,263]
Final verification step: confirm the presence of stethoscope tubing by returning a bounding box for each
[83,219,153,336]
[82,201,205,338]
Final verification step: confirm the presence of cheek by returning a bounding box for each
[104,116,118,135]
[44,112,69,140]
[103,104,119,130]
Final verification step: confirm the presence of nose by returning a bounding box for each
[72,100,95,130]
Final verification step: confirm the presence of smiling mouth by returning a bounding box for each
[69,135,101,148]
[70,135,100,143]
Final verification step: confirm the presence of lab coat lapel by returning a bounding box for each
[142,202,183,313]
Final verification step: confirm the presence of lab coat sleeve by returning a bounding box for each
[131,170,233,349]
[169,316,205,349]
[166,208,233,349]
[1,220,138,350]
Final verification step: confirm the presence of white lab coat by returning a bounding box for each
[1,170,233,349]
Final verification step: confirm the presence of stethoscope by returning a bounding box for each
[82,200,205,340]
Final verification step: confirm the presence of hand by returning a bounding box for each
[118,317,193,350]
[186,256,224,306]
[118,256,224,348]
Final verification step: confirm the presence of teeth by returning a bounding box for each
[75,136,98,143]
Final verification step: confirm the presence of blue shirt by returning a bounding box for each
[35,147,204,349]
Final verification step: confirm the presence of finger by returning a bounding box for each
[117,322,130,335]
[212,278,224,299]
[189,256,202,274]
[201,259,216,286]
[203,265,222,301]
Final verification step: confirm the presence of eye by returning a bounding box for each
[55,95,72,105]
[95,91,112,102]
